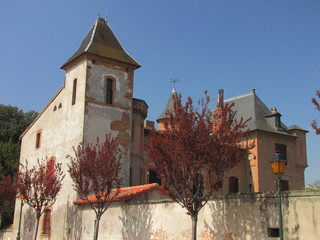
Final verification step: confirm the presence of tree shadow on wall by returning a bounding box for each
[204,194,278,240]
[64,199,83,240]
[22,207,36,240]
[282,192,299,240]
[119,202,153,240]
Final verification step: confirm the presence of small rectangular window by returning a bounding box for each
[106,78,113,104]
[72,78,77,105]
[36,130,42,149]
[267,228,279,237]
[275,143,287,161]
[280,180,289,191]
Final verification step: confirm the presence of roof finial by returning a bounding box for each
[252,84,256,94]
[104,10,108,22]
[170,74,180,91]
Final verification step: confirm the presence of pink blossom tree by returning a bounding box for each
[17,159,64,240]
[67,135,122,240]
[147,91,252,240]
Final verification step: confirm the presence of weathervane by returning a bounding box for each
[170,74,180,89]
[252,84,256,94]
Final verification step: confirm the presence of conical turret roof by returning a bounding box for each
[61,17,140,69]
[157,88,179,122]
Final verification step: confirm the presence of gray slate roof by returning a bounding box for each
[61,17,140,69]
[157,88,179,122]
[224,91,306,135]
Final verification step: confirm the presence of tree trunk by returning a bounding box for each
[191,212,198,240]
[33,215,40,240]
[93,215,101,240]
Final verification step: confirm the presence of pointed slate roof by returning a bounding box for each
[61,17,140,69]
[224,91,306,135]
[157,88,179,122]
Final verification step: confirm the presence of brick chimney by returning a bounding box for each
[218,89,224,108]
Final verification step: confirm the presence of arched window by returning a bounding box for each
[105,78,113,104]
[149,169,161,185]
[42,208,51,234]
[229,176,239,193]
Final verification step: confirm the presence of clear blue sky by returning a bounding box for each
[0,0,319,184]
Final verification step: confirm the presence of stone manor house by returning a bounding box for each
[5,17,310,239]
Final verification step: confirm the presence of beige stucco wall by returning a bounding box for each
[11,59,87,240]
[6,190,319,240]
[10,55,141,239]
[5,190,318,240]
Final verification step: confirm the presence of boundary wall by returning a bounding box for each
[1,190,319,240]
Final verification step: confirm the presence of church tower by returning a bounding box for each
[61,17,140,185]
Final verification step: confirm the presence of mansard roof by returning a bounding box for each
[157,88,179,122]
[224,90,306,135]
[61,17,140,69]
[73,183,168,205]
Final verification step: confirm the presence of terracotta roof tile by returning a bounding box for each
[73,183,168,205]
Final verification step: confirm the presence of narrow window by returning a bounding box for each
[129,167,133,186]
[229,176,239,193]
[42,209,51,234]
[72,78,77,105]
[36,130,42,149]
[275,143,287,163]
[248,184,253,193]
[105,78,113,104]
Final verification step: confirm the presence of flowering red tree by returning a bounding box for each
[0,175,16,227]
[67,135,122,240]
[311,90,320,135]
[17,159,64,240]
[147,91,252,240]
